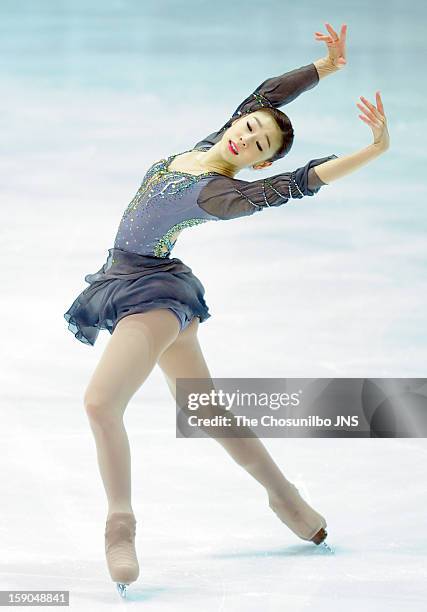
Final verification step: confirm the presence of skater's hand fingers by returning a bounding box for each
[375,91,385,115]
[314,22,348,68]
[325,22,339,40]
[359,94,385,122]
[356,92,390,150]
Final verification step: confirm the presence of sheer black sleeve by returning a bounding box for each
[193,63,320,150]
[197,154,337,220]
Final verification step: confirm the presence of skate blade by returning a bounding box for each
[310,528,335,554]
[311,528,334,553]
[320,540,335,554]
[116,582,130,598]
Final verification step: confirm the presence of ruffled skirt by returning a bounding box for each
[64,247,211,346]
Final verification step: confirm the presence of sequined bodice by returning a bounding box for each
[113,147,221,258]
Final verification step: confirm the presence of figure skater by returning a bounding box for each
[64,22,389,596]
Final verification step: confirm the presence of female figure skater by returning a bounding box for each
[64,22,389,596]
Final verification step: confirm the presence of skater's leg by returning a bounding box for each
[84,309,180,519]
[157,317,327,541]
[157,318,288,490]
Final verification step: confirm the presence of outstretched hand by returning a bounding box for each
[357,92,390,150]
[314,23,347,69]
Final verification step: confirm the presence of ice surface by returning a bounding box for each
[2,409,427,610]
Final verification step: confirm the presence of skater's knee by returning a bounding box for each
[84,390,125,424]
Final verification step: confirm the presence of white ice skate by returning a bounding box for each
[104,511,140,597]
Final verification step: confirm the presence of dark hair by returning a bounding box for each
[231,107,294,164]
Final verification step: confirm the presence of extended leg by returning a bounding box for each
[157,318,327,542]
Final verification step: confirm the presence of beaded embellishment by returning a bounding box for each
[153,147,220,258]
[118,147,219,258]
[153,218,210,258]
[232,170,305,212]
[235,92,275,116]
[120,147,220,220]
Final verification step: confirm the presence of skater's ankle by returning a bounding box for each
[266,478,295,498]
[267,480,298,503]
[107,506,134,519]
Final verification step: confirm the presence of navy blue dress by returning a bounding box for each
[64,62,337,346]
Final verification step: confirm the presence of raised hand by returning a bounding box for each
[314,23,347,69]
[357,92,390,151]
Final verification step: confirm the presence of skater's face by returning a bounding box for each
[222,110,283,171]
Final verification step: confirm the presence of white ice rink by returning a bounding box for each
[1,1,427,609]
[2,408,427,610]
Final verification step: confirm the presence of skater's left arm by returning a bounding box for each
[197,154,338,220]
[308,91,390,185]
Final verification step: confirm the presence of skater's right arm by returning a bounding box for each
[309,92,390,185]
[194,21,347,150]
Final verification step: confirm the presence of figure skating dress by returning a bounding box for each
[64,62,337,345]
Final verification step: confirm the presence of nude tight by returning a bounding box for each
[83,309,326,541]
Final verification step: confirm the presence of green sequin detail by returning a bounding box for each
[120,146,219,222]
[153,218,210,258]
[121,168,169,219]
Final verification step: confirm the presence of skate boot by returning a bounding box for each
[104,511,140,597]
[268,481,328,545]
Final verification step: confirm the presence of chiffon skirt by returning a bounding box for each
[64,247,211,346]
